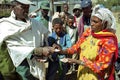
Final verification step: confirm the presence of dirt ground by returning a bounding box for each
[55,71,77,80]
[45,63,78,80]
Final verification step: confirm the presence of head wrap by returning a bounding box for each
[92,4,116,32]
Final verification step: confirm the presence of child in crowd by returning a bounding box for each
[66,15,79,74]
[46,18,72,80]
[66,15,78,45]
[60,12,69,28]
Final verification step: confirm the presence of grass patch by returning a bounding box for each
[0,9,11,18]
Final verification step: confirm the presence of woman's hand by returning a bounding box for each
[60,58,77,63]
[67,58,84,65]
[67,58,77,64]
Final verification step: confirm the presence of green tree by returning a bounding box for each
[97,0,120,9]
[2,0,10,4]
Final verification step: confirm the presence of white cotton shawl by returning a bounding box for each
[92,4,116,31]
[0,11,49,80]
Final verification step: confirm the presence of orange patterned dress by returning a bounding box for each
[67,28,118,80]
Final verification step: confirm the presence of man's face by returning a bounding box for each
[53,24,63,36]
[63,4,69,13]
[74,9,82,17]
[82,6,92,18]
[67,19,74,27]
[41,9,49,17]
[14,2,29,20]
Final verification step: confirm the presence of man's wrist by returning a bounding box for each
[34,47,43,55]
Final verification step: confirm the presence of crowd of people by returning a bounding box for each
[0,0,119,80]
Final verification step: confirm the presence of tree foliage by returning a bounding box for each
[2,0,10,4]
[96,0,120,9]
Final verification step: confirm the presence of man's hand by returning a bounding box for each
[52,43,62,50]
[42,47,54,56]
[34,47,54,57]
[67,58,84,65]
[34,47,43,55]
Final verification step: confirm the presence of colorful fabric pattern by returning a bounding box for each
[67,28,118,80]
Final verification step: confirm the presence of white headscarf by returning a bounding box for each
[52,12,60,21]
[92,4,116,32]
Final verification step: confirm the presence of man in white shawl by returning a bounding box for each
[0,0,53,80]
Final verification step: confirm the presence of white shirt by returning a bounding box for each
[0,11,49,80]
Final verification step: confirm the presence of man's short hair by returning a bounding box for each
[52,18,63,26]
[63,3,68,6]
[68,15,74,20]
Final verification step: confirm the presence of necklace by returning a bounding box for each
[90,36,95,46]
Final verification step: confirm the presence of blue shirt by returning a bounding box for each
[48,31,72,59]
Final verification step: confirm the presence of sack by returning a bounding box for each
[27,58,46,80]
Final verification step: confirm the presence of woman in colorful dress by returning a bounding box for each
[55,5,118,80]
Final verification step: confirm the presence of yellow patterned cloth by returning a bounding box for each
[77,35,99,80]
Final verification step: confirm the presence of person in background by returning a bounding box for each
[0,0,54,80]
[46,18,72,80]
[59,12,66,28]
[65,15,79,74]
[52,12,60,21]
[73,4,82,27]
[54,5,118,80]
[62,3,71,26]
[35,1,52,33]
[51,12,67,32]
[66,15,78,44]
[63,3,71,18]
[78,0,92,37]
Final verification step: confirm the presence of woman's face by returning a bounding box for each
[91,16,103,32]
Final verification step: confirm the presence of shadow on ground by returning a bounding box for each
[55,71,77,80]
